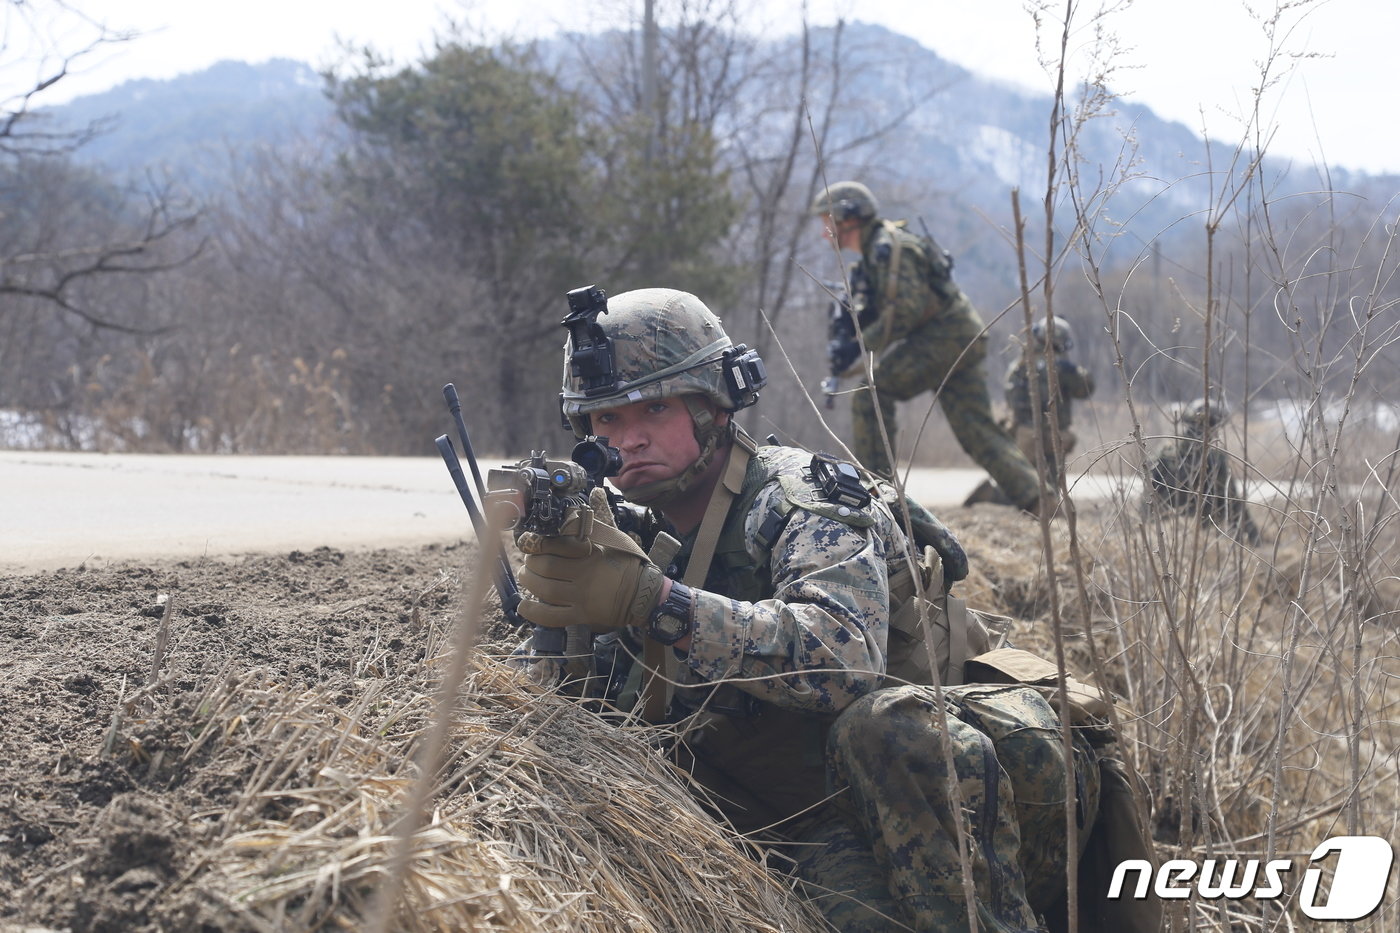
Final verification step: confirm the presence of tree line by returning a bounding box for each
[2,1,1395,458]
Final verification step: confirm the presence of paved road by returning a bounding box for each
[2,452,1038,573]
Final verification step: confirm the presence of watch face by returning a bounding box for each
[651,611,688,645]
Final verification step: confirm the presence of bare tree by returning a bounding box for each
[0,1,201,336]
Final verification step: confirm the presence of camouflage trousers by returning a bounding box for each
[788,684,1099,932]
[1013,424,1078,487]
[851,329,1040,510]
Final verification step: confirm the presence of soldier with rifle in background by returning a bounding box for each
[811,181,1041,514]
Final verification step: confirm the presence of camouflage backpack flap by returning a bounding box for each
[943,682,1101,916]
[964,647,1118,727]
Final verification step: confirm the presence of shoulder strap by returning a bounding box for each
[685,429,754,588]
[640,431,755,723]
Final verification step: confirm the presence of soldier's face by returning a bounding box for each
[819,214,860,251]
[592,396,704,492]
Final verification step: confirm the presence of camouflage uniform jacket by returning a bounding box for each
[1005,354,1095,431]
[658,443,909,832]
[852,218,985,356]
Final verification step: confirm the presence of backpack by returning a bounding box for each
[964,649,1164,933]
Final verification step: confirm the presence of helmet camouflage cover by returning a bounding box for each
[1181,394,1230,435]
[809,180,880,224]
[560,288,743,438]
[1030,317,1074,352]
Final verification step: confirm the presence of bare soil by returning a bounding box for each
[0,542,501,932]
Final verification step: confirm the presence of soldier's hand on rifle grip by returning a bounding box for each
[517,489,666,632]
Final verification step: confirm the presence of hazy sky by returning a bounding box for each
[10,0,1398,175]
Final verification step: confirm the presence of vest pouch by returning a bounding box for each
[886,547,991,687]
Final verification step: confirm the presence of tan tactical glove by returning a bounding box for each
[517,488,666,632]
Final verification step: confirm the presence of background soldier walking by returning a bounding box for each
[811,181,1041,513]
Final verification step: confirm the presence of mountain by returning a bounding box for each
[39,58,334,190]
[36,24,1384,266]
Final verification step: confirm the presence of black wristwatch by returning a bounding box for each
[646,580,694,646]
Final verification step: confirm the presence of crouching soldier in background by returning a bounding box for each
[1146,395,1261,545]
[503,286,1158,932]
[966,318,1094,505]
[1006,318,1095,486]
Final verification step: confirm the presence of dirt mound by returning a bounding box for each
[0,543,821,932]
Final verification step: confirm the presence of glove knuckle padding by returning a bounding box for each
[516,512,664,631]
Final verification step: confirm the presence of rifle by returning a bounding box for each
[435,383,565,655]
[483,435,624,537]
[824,282,861,409]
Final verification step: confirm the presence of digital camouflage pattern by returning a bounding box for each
[645,443,1076,931]
[846,219,1040,509]
[523,434,1098,929]
[791,683,1098,932]
[1004,353,1095,485]
[676,444,892,715]
[664,443,899,835]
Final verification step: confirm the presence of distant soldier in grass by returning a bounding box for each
[1146,395,1261,545]
[1005,318,1095,486]
[811,181,1041,513]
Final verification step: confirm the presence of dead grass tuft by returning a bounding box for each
[111,658,822,932]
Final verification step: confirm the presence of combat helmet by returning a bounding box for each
[559,286,767,505]
[1180,393,1230,437]
[1031,317,1074,353]
[809,181,880,224]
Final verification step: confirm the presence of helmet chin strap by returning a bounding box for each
[622,397,731,508]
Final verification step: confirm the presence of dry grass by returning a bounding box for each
[113,657,823,932]
[955,424,1400,931]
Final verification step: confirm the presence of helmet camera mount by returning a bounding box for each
[563,284,618,398]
